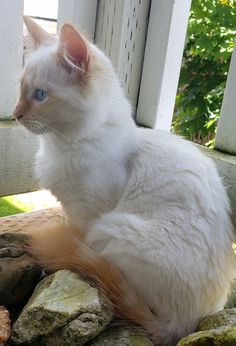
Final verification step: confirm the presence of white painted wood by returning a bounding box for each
[95,0,150,110]
[57,0,97,40]
[215,41,236,156]
[136,0,191,130]
[0,0,24,119]
[0,123,38,197]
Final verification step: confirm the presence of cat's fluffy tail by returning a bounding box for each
[27,224,165,345]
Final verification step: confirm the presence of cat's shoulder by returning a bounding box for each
[139,128,207,157]
[136,128,214,171]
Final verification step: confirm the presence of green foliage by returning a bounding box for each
[173,0,236,145]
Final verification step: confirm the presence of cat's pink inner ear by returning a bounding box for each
[59,24,89,71]
[23,16,53,47]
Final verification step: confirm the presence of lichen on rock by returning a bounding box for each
[89,326,154,346]
[177,325,236,346]
[177,309,236,345]
[225,280,236,309]
[11,270,113,345]
[199,308,236,331]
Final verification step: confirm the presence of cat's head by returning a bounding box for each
[13,17,122,138]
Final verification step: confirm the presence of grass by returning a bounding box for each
[0,191,58,217]
[0,198,25,217]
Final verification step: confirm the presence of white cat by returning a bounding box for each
[13,17,234,345]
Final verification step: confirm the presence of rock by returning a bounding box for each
[177,325,236,345]
[11,270,113,345]
[89,326,154,346]
[199,308,236,330]
[177,309,236,345]
[0,306,11,345]
[0,232,41,306]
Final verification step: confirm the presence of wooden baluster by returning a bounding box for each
[0,0,24,118]
[215,39,236,156]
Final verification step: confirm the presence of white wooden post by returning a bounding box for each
[215,40,236,156]
[95,0,151,111]
[0,0,24,118]
[136,0,191,130]
[57,0,98,40]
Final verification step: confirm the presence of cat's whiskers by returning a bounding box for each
[34,114,74,146]
[26,114,71,151]
[46,125,75,147]
[41,123,81,153]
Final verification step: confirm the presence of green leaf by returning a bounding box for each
[173,0,236,145]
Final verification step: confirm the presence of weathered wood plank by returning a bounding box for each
[0,208,62,233]
[95,0,151,111]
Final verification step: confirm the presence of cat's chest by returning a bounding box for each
[35,149,126,223]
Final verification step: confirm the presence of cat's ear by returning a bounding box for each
[58,23,90,73]
[23,16,54,47]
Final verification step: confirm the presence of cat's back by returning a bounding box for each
[125,128,223,200]
[138,128,213,173]
[118,129,232,239]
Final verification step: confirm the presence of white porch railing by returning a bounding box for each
[0,0,235,223]
[0,0,24,118]
[215,37,236,157]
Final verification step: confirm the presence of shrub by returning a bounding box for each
[173,0,236,146]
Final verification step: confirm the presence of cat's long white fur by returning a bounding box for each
[16,20,234,345]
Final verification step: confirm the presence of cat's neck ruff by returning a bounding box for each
[39,114,139,170]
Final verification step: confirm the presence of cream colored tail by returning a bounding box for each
[27,224,165,345]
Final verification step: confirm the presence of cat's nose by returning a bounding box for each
[13,102,26,120]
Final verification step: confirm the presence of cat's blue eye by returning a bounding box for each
[34,89,48,102]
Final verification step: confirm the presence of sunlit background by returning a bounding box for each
[24,0,58,20]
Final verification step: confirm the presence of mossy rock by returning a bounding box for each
[11,270,113,345]
[89,326,154,346]
[177,325,236,345]
[178,309,236,345]
[225,280,236,309]
[199,309,236,331]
